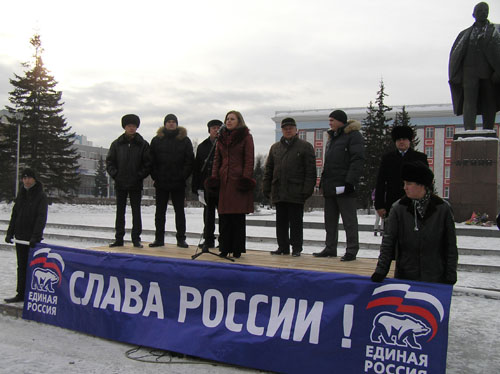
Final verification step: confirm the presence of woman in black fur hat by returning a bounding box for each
[371,161,458,284]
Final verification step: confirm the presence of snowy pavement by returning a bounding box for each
[1,203,500,373]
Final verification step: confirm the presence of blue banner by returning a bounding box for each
[23,244,453,373]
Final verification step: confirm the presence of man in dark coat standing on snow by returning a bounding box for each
[192,119,222,252]
[4,168,48,303]
[149,114,194,248]
[449,2,500,130]
[314,110,364,261]
[375,125,428,220]
[106,114,151,248]
[263,117,316,257]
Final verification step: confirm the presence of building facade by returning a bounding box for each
[272,104,500,198]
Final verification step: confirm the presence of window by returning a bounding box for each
[445,127,454,139]
[445,146,451,158]
[316,166,322,177]
[298,130,306,140]
[425,146,434,159]
[443,186,449,199]
[444,165,450,179]
[315,148,323,159]
[79,150,87,158]
[315,129,323,141]
[425,127,434,139]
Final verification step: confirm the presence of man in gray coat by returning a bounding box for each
[314,110,364,261]
[263,117,316,257]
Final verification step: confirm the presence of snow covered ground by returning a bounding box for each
[1,203,499,373]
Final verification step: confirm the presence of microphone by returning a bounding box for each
[217,123,226,135]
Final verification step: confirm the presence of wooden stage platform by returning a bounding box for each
[90,243,394,278]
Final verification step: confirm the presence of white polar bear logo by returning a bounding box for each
[370,312,430,349]
[31,268,59,293]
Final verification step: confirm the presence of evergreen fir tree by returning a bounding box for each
[253,154,266,204]
[0,116,18,201]
[392,105,420,148]
[3,34,80,199]
[358,80,393,209]
[94,155,108,198]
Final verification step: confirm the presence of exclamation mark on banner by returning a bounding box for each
[341,304,354,348]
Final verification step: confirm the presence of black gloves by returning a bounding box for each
[371,272,385,283]
[344,183,355,195]
[5,236,13,244]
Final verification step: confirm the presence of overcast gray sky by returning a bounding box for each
[0,0,496,155]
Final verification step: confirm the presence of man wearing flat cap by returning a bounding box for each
[371,161,458,284]
[192,119,222,252]
[106,114,151,248]
[5,168,48,303]
[374,125,428,221]
[263,117,316,257]
[149,114,194,248]
[314,110,365,261]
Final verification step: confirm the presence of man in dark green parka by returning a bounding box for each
[263,117,316,257]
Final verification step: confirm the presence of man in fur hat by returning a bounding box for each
[374,125,428,220]
[4,168,48,303]
[107,114,151,248]
[313,110,365,261]
[371,161,458,284]
[149,114,194,248]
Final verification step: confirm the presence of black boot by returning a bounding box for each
[4,295,24,303]
[270,248,290,255]
[149,241,164,247]
[177,240,189,248]
[133,241,143,248]
[313,248,337,258]
[109,240,124,248]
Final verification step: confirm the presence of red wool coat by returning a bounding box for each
[211,126,255,214]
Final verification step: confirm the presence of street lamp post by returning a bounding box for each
[15,122,21,197]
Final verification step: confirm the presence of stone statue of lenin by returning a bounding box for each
[449,2,500,130]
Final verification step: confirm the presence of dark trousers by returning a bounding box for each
[324,194,359,256]
[203,193,218,246]
[154,188,186,242]
[463,71,496,130]
[275,202,304,253]
[218,214,246,255]
[15,243,29,297]
[115,189,142,242]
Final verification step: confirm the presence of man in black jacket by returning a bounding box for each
[149,114,194,248]
[375,125,428,220]
[192,119,222,252]
[106,114,150,248]
[313,110,365,261]
[5,168,48,303]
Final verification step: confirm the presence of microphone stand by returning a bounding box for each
[192,129,234,262]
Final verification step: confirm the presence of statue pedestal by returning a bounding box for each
[449,131,499,222]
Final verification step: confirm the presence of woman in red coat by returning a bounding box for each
[207,110,255,258]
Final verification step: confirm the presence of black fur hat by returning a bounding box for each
[121,114,140,129]
[329,110,347,124]
[401,161,434,188]
[391,126,414,142]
